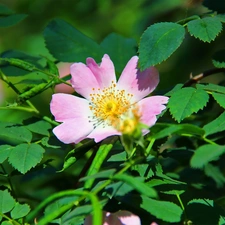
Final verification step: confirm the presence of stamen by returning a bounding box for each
[88,81,137,128]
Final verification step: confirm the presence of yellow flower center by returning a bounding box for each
[89,81,135,128]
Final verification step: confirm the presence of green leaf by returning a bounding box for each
[11,203,30,219]
[212,92,225,108]
[25,120,52,136]
[100,33,136,74]
[216,14,225,23]
[1,221,13,225]
[44,196,78,224]
[0,14,27,27]
[112,174,158,198]
[138,22,185,69]
[0,4,14,15]
[58,140,96,172]
[0,122,32,145]
[8,143,45,174]
[165,83,183,96]
[203,0,225,13]
[80,169,116,181]
[0,190,16,213]
[187,17,222,43]
[147,178,186,195]
[0,145,13,163]
[150,123,204,140]
[168,87,209,122]
[141,195,182,222]
[190,144,225,168]
[84,139,115,189]
[197,83,225,94]
[203,112,225,136]
[44,19,104,62]
[212,49,225,68]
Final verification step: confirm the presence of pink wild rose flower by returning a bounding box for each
[50,54,168,144]
[84,210,141,225]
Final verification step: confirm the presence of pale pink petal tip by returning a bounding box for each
[84,211,141,225]
[86,54,116,89]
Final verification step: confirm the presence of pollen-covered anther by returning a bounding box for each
[89,81,134,127]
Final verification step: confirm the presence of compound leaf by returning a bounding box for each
[187,17,222,43]
[139,22,185,69]
[168,87,209,122]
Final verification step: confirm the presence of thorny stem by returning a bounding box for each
[0,70,60,126]
[183,68,225,87]
[0,70,39,114]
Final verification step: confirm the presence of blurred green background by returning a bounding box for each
[1,0,223,121]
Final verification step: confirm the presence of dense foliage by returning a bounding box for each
[1,0,225,224]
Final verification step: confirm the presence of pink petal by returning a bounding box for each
[53,118,93,144]
[86,54,116,89]
[50,93,91,122]
[70,62,100,99]
[55,62,74,94]
[138,96,169,127]
[87,124,121,143]
[114,211,141,225]
[117,56,159,102]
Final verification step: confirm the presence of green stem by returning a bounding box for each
[0,212,21,225]
[176,15,200,26]
[0,70,40,114]
[0,106,38,113]
[176,193,187,220]
[202,137,218,145]
[145,138,155,155]
[42,116,59,126]
[26,156,143,224]
[84,137,117,189]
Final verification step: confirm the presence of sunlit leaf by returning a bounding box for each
[0,190,16,213]
[190,144,225,168]
[25,120,52,136]
[212,92,225,108]
[8,143,45,174]
[11,203,30,219]
[168,87,209,122]
[197,83,225,94]
[187,17,222,42]
[0,122,32,145]
[0,145,13,163]
[139,22,185,69]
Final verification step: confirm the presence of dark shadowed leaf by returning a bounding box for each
[190,144,225,168]
[44,19,104,63]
